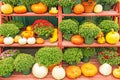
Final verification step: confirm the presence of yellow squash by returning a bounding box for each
[50,28,58,43]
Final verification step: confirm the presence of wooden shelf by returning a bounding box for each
[0,59,119,80]
[62,40,120,47]
[0,41,58,47]
[62,11,119,17]
[1,12,58,17]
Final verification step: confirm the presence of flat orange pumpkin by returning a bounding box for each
[73,4,84,14]
[71,35,84,45]
[14,5,27,14]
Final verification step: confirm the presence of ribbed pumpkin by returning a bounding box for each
[1,4,13,14]
[31,2,47,14]
[73,4,84,14]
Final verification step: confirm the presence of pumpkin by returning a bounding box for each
[4,37,14,44]
[26,25,33,31]
[94,4,103,13]
[73,4,84,14]
[36,38,45,44]
[27,37,36,44]
[113,67,120,78]
[52,66,65,80]
[106,29,120,44]
[0,36,4,44]
[32,63,48,78]
[13,5,27,14]
[14,35,22,43]
[96,32,104,38]
[99,63,112,76]
[18,37,27,45]
[31,2,47,14]
[21,31,34,38]
[71,35,84,45]
[97,36,105,44]
[49,7,58,14]
[1,4,13,14]
[66,66,81,79]
[81,63,98,77]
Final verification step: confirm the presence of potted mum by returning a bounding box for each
[59,0,76,14]
[14,53,35,75]
[79,22,101,44]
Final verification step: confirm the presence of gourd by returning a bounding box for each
[113,67,120,78]
[106,29,120,44]
[71,34,84,45]
[31,2,47,14]
[97,36,105,44]
[81,63,98,77]
[50,28,58,43]
[94,4,103,13]
[18,37,27,45]
[27,37,36,44]
[36,38,45,44]
[21,31,34,38]
[1,4,13,14]
[32,63,48,78]
[4,37,14,44]
[52,66,65,80]
[73,4,84,14]
[66,66,81,79]
[14,35,22,43]
[99,63,112,76]
[13,5,27,14]
[49,7,58,14]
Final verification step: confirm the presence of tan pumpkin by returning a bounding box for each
[31,2,47,14]
[73,4,84,14]
[66,66,81,79]
[81,63,98,77]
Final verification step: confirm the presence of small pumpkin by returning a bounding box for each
[36,38,45,44]
[1,4,13,14]
[106,29,120,44]
[52,66,66,80]
[81,63,98,77]
[97,36,105,44]
[73,4,84,14]
[113,67,120,78]
[94,4,103,13]
[66,66,81,79]
[31,2,47,14]
[71,35,84,45]
[21,31,34,38]
[32,63,48,78]
[26,25,33,31]
[4,37,14,45]
[18,37,27,45]
[14,5,27,14]
[27,37,36,44]
[0,36,4,44]
[49,7,58,14]
[14,35,22,43]
[99,63,112,76]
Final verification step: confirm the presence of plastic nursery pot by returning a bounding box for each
[82,57,90,62]
[22,69,31,75]
[84,37,94,44]
[82,0,96,13]
[2,73,12,78]
[103,5,111,11]
[63,6,72,14]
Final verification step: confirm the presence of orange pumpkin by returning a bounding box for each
[0,36,4,44]
[73,4,84,14]
[36,38,45,44]
[31,2,47,14]
[66,66,81,79]
[14,5,27,14]
[71,35,84,45]
[26,25,33,31]
[21,31,34,38]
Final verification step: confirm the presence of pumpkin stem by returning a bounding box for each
[111,29,114,33]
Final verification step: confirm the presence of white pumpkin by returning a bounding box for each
[32,63,48,78]
[18,37,27,45]
[27,37,36,44]
[99,63,112,76]
[94,4,103,13]
[4,37,14,44]
[52,66,66,80]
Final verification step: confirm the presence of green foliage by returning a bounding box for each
[97,49,120,66]
[0,24,20,37]
[59,0,76,7]
[96,47,117,53]
[79,22,101,39]
[19,0,40,6]
[59,19,79,40]
[41,0,58,7]
[35,47,63,67]
[1,0,19,6]
[5,20,24,29]
[63,48,83,65]
[0,57,14,77]
[99,20,119,35]
[34,25,54,40]
[14,53,35,73]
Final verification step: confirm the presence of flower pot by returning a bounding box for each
[22,69,31,75]
[26,5,32,12]
[82,57,90,62]
[63,6,72,14]
[2,73,12,78]
[85,37,94,44]
[82,0,96,13]
[103,5,111,11]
